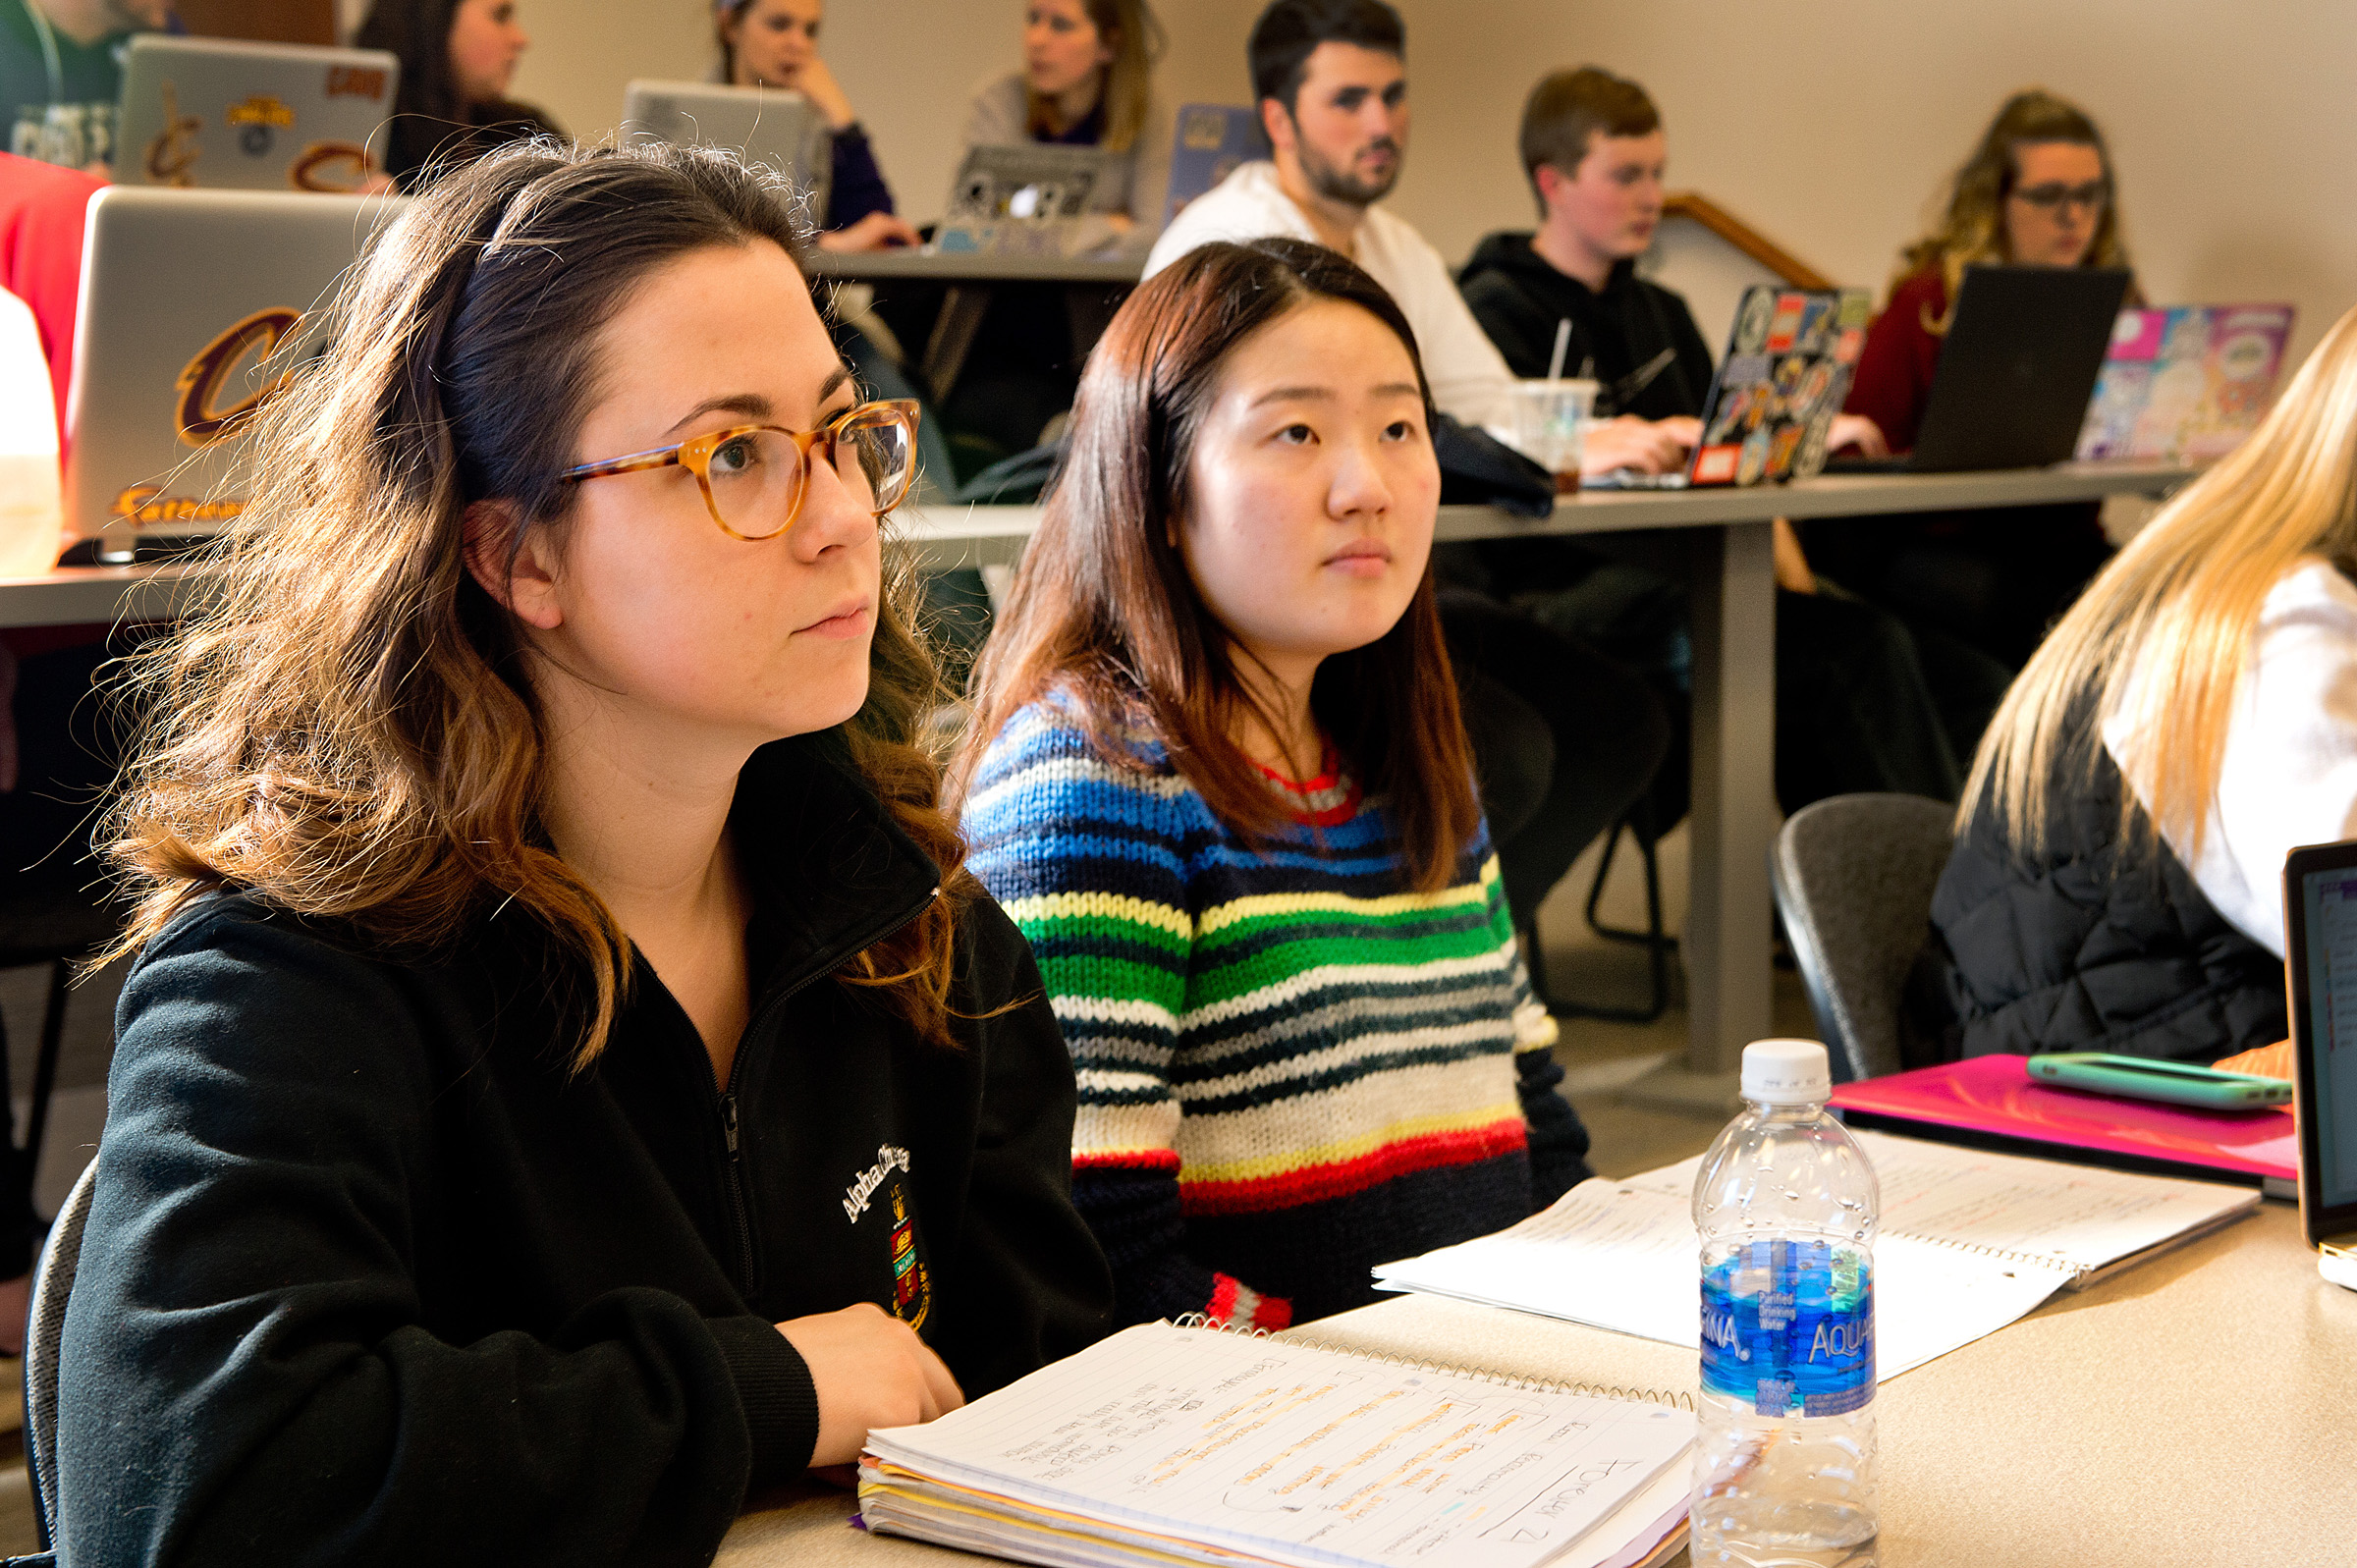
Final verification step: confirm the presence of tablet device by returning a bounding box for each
[115,35,398,191]
[2282,838,2357,1258]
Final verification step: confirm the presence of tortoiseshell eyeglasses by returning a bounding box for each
[558,399,919,540]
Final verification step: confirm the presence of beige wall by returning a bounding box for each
[511,0,2357,363]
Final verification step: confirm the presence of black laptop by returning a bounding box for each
[2283,838,2357,1283]
[1834,263,2132,473]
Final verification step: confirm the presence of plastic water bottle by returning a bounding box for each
[1689,1039,1881,1566]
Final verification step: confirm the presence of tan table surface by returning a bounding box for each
[716,1199,2356,1568]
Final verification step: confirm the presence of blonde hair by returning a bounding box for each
[98,141,974,1068]
[1025,0,1164,155]
[1963,303,2357,860]
[1897,87,2134,334]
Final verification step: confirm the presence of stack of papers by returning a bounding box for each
[859,1321,1697,1568]
[1373,1130,2258,1379]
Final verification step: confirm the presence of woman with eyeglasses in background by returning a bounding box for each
[1816,88,2141,669]
[711,0,920,252]
[54,140,1109,1562]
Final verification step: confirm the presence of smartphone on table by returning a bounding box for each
[2027,1052,2293,1110]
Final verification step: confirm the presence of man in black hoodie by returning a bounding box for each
[1454,67,2011,816]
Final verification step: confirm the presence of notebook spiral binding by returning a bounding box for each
[1902,1233,2089,1278]
[1168,1313,1697,1413]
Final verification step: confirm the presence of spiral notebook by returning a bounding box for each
[857,1320,1698,1568]
[1373,1130,2259,1380]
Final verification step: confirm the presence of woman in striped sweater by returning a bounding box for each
[956,238,1590,1329]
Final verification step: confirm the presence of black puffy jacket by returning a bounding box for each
[1926,734,2285,1063]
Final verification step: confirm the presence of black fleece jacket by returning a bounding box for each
[55,733,1114,1567]
[1457,233,1716,421]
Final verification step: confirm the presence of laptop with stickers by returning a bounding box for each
[1585,284,1871,490]
[932,142,1125,258]
[115,35,398,192]
[64,187,407,563]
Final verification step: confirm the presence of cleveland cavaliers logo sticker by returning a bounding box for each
[175,307,301,449]
[144,80,200,188]
[290,141,374,192]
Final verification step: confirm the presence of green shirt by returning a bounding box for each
[0,0,132,170]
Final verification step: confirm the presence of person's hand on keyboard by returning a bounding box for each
[1580,414,1698,477]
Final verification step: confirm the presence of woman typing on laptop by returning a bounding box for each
[55,141,1110,1561]
[1926,303,2357,1066]
[1817,87,2139,668]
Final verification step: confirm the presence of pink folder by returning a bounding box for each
[1829,1054,2296,1184]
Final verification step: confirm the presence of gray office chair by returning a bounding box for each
[22,1156,98,1559]
[1771,793,1956,1082]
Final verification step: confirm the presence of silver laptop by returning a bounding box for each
[934,142,1122,257]
[623,81,831,218]
[66,187,407,562]
[115,35,399,191]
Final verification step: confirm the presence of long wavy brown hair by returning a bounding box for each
[1024,0,1165,155]
[1896,87,2136,333]
[953,238,1480,892]
[98,140,973,1067]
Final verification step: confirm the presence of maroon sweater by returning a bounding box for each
[1842,267,1947,455]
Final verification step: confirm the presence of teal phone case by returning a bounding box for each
[2027,1053,2293,1110]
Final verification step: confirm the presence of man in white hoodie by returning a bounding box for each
[1145,0,1516,429]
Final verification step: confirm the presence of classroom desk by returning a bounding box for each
[904,460,2194,1086]
[714,1198,2354,1568]
[0,462,2192,1080]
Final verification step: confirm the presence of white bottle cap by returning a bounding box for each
[1741,1039,1832,1106]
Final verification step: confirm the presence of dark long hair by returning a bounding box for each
[956,237,1480,892]
[102,140,974,1066]
[356,0,560,187]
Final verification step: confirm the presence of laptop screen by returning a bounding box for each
[2297,863,2357,1210]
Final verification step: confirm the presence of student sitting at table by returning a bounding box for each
[356,0,564,190]
[936,0,1172,462]
[1457,65,2009,815]
[957,237,1592,1331]
[1140,0,1668,940]
[1815,87,2139,669]
[961,0,1172,231]
[55,140,1112,1562]
[710,0,921,253]
[1925,303,2357,1065]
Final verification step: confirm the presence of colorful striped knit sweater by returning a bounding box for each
[964,698,1591,1329]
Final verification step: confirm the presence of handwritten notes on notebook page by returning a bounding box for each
[859,1321,1696,1568]
[1372,1129,2258,1380]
